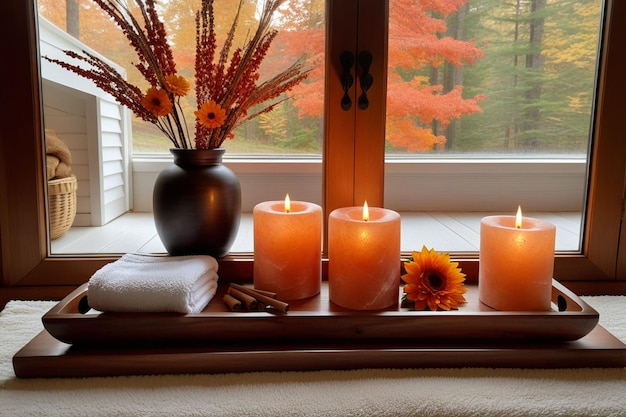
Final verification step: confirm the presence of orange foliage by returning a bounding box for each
[277,28,325,118]
[387,75,486,127]
[419,0,470,16]
[387,119,447,153]
[386,0,485,151]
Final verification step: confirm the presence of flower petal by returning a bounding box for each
[195,100,227,129]
[401,245,467,311]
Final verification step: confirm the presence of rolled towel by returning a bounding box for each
[46,155,60,180]
[54,161,73,179]
[87,253,219,313]
[45,129,73,179]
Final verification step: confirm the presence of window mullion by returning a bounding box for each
[354,0,388,208]
[323,0,359,249]
[324,0,388,254]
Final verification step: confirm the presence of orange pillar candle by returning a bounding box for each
[253,195,322,300]
[479,207,556,311]
[328,203,401,310]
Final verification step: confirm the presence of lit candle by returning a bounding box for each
[253,195,322,300]
[328,202,401,310]
[479,206,556,311]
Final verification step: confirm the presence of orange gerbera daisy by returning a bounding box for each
[195,100,227,129]
[401,246,467,311]
[141,87,172,117]
[165,74,190,97]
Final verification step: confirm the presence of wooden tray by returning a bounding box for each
[12,325,626,378]
[42,280,599,345]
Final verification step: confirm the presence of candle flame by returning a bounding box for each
[284,194,291,213]
[363,201,369,221]
[515,205,522,229]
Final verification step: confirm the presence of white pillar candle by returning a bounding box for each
[328,203,401,310]
[253,196,322,300]
[479,207,556,311]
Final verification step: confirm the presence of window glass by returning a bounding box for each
[38,0,602,255]
[385,0,599,155]
[38,0,325,156]
[39,0,325,255]
[384,0,602,252]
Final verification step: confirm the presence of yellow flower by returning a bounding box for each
[195,100,227,129]
[401,246,467,311]
[141,87,172,117]
[165,74,190,97]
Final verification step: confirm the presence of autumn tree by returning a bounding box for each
[539,0,601,151]
[277,0,325,119]
[456,0,600,153]
[259,105,288,143]
[259,0,325,150]
[66,0,80,37]
[515,0,547,150]
[39,0,133,63]
[385,0,485,152]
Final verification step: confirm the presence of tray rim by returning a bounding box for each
[14,324,626,378]
[42,279,600,345]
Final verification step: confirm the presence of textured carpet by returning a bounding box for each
[1,297,625,417]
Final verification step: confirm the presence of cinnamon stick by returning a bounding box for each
[227,287,257,310]
[230,283,290,313]
[250,288,277,299]
[222,293,242,312]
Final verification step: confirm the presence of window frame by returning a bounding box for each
[1,0,625,303]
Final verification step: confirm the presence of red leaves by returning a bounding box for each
[385,0,486,152]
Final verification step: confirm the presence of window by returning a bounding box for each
[382,0,597,252]
[41,0,595,255]
[324,0,599,256]
[1,0,625,297]
[38,0,326,254]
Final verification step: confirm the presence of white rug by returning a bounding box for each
[1,297,625,417]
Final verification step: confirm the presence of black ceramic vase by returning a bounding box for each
[153,148,241,257]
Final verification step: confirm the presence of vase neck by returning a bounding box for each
[170,148,225,166]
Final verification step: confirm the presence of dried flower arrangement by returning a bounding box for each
[401,246,467,311]
[44,0,310,149]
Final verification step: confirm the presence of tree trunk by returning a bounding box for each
[429,66,440,140]
[521,0,546,150]
[443,3,468,151]
[66,0,79,38]
[506,0,523,150]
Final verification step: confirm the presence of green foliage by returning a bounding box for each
[449,0,600,154]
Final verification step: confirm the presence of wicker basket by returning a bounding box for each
[48,175,77,240]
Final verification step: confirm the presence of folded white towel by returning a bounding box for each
[87,253,219,313]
